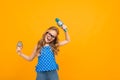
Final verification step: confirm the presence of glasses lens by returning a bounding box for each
[47,32,55,38]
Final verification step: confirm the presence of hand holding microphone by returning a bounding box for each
[16,41,23,55]
[55,18,67,32]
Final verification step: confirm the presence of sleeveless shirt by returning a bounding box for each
[35,45,59,72]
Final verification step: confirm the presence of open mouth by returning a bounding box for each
[47,36,51,42]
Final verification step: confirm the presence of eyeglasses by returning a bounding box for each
[46,32,56,38]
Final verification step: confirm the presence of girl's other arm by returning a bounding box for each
[16,45,37,61]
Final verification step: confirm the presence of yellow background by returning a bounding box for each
[0,0,120,80]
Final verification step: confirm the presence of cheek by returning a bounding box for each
[44,35,48,40]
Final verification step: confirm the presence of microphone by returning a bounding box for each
[55,18,67,32]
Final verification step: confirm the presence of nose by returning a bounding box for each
[47,34,52,39]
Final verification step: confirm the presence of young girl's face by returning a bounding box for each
[45,30,57,43]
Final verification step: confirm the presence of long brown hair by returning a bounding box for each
[36,26,59,55]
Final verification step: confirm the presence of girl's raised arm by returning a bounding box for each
[59,25,70,46]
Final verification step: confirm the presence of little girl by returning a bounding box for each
[16,23,70,80]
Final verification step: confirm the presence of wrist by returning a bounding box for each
[63,28,68,32]
[62,25,68,32]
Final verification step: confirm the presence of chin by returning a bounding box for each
[45,40,50,43]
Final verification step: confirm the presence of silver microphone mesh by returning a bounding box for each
[17,41,23,47]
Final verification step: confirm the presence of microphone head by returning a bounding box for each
[17,41,23,47]
[55,18,60,22]
[55,18,64,27]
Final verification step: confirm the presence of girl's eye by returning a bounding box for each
[47,32,56,38]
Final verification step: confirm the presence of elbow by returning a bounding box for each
[28,58,33,62]
[28,59,32,62]
[65,39,70,44]
[67,39,70,43]
[28,55,36,62]
[68,39,71,42]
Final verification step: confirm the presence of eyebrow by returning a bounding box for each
[47,32,56,38]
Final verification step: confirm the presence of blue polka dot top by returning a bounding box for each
[35,45,59,72]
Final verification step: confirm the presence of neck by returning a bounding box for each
[44,44,49,46]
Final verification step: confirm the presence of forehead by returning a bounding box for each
[48,30,57,36]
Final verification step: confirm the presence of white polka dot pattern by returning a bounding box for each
[35,46,59,72]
